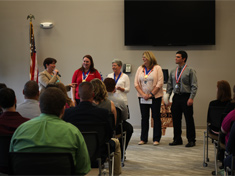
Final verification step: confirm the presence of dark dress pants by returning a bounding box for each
[171,93,196,143]
[139,97,162,142]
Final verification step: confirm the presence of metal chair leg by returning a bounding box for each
[203,131,208,167]
[214,142,218,176]
[122,131,127,165]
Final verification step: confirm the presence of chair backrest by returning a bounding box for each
[208,106,226,130]
[74,122,110,149]
[9,152,74,175]
[116,107,122,129]
[0,135,12,172]
[108,113,116,132]
[220,112,228,127]
[115,107,124,136]
[82,131,100,162]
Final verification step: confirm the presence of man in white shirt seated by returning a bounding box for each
[17,80,40,119]
[104,78,133,156]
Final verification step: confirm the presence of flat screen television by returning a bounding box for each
[124,0,215,46]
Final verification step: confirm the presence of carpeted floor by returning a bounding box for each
[121,128,218,176]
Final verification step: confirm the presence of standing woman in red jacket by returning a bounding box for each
[71,55,101,105]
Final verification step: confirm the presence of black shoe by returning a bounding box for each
[169,141,183,146]
[219,165,224,169]
[185,141,196,147]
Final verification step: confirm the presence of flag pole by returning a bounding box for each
[27,14,35,22]
[27,14,38,83]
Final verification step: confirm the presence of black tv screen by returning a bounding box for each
[124,0,215,46]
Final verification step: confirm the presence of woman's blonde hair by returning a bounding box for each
[56,82,73,107]
[90,78,108,103]
[142,51,158,69]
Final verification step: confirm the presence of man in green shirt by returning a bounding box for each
[10,87,91,175]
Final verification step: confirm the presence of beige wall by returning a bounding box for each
[0,1,235,128]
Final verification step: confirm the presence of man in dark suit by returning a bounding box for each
[63,83,112,136]
[63,82,121,175]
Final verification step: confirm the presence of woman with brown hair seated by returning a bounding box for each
[56,82,75,109]
[90,78,117,125]
[207,80,231,134]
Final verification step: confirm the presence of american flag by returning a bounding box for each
[29,21,38,82]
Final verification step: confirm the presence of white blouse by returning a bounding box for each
[107,72,130,105]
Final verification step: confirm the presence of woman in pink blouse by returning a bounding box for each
[134,51,164,146]
[71,55,101,105]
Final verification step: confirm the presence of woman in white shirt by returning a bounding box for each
[107,59,130,118]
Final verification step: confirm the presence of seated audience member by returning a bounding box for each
[46,83,74,109]
[90,78,117,124]
[63,82,122,175]
[0,83,6,89]
[221,85,235,145]
[224,85,235,114]
[224,122,235,173]
[0,88,29,134]
[207,80,231,170]
[207,80,231,133]
[56,82,75,109]
[0,83,7,115]
[17,80,41,119]
[221,109,235,144]
[0,87,29,174]
[10,87,91,175]
[104,78,133,151]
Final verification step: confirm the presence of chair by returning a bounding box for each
[220,112,229,128]
[225,154,235,176]
[218,131,226,154]
[74,122,114,176]
[203,106,226,175]
[109,113,116,137]
[9,152,74,175]
[0,135,12,174]
[115,107,127,167]
[82,131,102,175]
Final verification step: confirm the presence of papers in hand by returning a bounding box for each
[140,98,152,104]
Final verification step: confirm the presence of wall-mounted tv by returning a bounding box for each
[124,0,215,46]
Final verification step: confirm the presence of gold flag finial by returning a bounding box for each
[27,14,35,22]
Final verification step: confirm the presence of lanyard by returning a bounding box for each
[114,72,122,84]
[175,64,187,83]
[144,67,153,79]
[82,70,90,82]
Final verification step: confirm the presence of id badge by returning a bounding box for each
[140,98,152,104]
[175,83,180,94]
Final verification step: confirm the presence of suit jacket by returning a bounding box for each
[38,70,61,93]
[63,101,113,138]
[39,70,70,93]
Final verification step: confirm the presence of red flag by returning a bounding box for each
[29,21,38,82]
